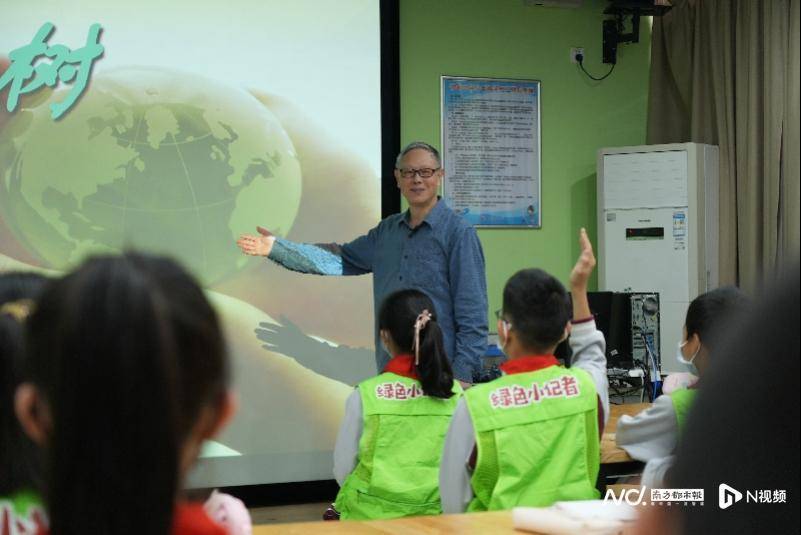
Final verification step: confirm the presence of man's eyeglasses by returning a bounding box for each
[397,167,440,179]
[495,309,512,331]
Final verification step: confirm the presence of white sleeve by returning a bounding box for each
[332,390,363,486]
[641,455,675,488]
[439,398,475,513]
[615,395,679,461]
[569,320,609,425]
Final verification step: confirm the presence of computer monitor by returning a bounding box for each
[586,291,660,370]
[587,291,632,367]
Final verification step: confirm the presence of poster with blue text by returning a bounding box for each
[441,76,541,228]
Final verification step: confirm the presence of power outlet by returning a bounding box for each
[570,47,585,64]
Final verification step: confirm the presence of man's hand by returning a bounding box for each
[569,227,596,291]
[458,380,472,390]
[236,226,276,257]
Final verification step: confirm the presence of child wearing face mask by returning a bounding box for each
[616,286,749,487]
[438,228,610,512]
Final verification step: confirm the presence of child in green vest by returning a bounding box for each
[0,273,49,533]
[331,289,463,520]
[616,286,749,487]
[439,228,610,512]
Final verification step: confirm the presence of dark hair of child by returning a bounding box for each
[378,289,454,398]
[0,272,48,496]
[23,253,229,535]
[685,285,749,343]
[502,268,572,353]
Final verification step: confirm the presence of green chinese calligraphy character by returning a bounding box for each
[0,22,53,112]
[0,22,104,120]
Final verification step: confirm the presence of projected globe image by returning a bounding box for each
[0,67,302,285]
[0,61,378,484]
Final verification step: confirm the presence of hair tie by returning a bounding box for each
[0,299,34,322]
[412,309,432,365]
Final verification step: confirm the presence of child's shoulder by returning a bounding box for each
[172,502,228,535]
[0,491,47,535]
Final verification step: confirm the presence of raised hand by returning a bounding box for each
[236,226,276,257]
[569,228,596,322]
[569,227,596,290]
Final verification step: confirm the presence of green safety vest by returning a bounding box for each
[0,490,47,531]
[465,365,600,511]
[669,387,698,432]
[335,372,463,520]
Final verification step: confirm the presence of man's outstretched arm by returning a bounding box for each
[237,225,375,276]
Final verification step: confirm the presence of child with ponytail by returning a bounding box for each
[330,288,462,520]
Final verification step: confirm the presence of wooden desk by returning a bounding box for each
[252,509,641,534]
[598,402,651,492]
[601,402,651,464]
[253,511,513,534]
[606,402,652,433]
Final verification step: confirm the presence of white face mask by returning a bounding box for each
[380,332,392,356]
[676,340,700,376]
[499,320,512,354]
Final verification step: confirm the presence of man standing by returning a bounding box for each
[237,141,488,385]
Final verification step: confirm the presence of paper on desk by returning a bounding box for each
[553,500,638,521]
[512,501,636,535]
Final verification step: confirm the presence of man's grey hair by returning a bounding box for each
[395,141,441,168]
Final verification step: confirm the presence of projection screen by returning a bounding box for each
[0,0,391,486]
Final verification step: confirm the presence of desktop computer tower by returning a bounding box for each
[587,291,660,370]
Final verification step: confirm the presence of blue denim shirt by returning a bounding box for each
[268,198,488,381]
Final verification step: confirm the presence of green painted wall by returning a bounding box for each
[399,0,651,326]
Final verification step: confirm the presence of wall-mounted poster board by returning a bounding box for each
[441,76,541,228]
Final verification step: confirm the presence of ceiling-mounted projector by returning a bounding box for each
[602,0,673,64]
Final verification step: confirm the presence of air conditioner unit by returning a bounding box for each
[597,143,719,373]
